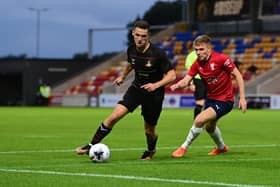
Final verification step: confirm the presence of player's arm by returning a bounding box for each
[113,62,133,86]
[171,56,197,91]
[231,67,247,113]
[141,69,176,92]
[170,74,193,91]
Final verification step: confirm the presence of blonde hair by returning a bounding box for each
[193,35,212,46]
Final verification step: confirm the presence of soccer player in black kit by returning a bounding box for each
[76,20,176,160]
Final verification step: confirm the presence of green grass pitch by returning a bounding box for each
[0,107,279,187]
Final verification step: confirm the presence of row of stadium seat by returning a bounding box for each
[63,66,120,96]
[63,32,280,96]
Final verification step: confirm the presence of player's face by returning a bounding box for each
[132,27,149,49]
[194,43,211,62]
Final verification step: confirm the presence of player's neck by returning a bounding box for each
[200,53,211,63]
[136,42,150,53]
[205,54,211,61]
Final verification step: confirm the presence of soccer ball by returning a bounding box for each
[89,143,110,163]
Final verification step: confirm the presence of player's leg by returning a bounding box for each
[172,80,207,157]
[193,79,206,119]
[140,93,163,160]
[76,86,139,155]
[91,104,128,142]
[140,122,158,160]
[205,121,228,155]
[205,100,234,155]
[205,121,225,149]
[172,106,216,158]
[194,99,204,119]
[76,104,129,154]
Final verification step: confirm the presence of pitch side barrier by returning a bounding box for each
[52,93,280,109]
[240,94,280,110]
[94,94,196,108]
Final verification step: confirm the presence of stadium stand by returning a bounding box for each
[51,23,280,102]
[52,52,127,96]
[51,23,179,98]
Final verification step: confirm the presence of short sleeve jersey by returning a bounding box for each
[185,51,201,79]
[188,51,236,101]
[127,43,173,94]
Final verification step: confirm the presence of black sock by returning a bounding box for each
[194,104,203,119]
[146,134,158,151]
[91,123,112,144]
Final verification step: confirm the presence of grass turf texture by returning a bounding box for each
[0,107,279,187]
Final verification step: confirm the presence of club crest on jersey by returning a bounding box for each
[131,58,136,65]
[145,60,152,67]
[210,63,215,70]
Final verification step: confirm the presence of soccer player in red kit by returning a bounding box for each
[171,35,247,157]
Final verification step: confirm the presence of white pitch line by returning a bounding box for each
[0,168,271,187]
[0,144,278,154]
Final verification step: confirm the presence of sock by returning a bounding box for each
[194,104,203,119]
[90,123,112,145]
[181,125,203,149]
[146,133,158,151]
[208,126,225,150]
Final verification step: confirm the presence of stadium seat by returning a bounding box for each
[61,31,279,97]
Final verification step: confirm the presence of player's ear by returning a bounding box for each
[132,30,135,37]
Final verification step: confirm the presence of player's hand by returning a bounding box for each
[170,83,180,91]
[239,97,247,113]
[113,76,124,86]
[141,83,157,92]
[189,84,196,92]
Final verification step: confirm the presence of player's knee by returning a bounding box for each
[205,124,215,133]
[145,129,155,136]
[194,116,204,127]
[144,126,155,136]
[144,117,157,127]
[106,112,124,125]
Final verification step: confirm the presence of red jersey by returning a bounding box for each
[188,51,236,102]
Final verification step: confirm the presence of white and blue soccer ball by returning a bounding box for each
[89,143,110,163]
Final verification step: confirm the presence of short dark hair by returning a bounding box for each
[134,20,150,31]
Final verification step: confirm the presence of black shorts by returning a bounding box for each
[204,99,234,119]
[118,86,164,126]
[193,78,207,100]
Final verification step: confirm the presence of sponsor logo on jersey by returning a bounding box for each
[224,59,232,67]
[145,60,152,67]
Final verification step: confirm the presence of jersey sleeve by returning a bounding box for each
[221,54,236,72]
[187,61,199,77]
[126,47,132,64]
